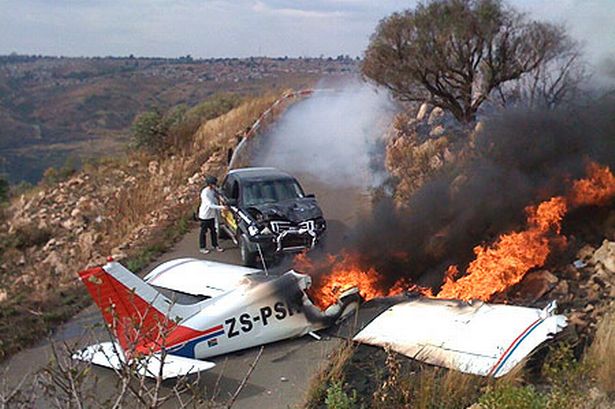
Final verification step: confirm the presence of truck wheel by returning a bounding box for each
[239,235,257,267]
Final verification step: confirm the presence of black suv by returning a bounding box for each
[218,167,326,266]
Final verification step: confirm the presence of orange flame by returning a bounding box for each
[296,163,615,307]
[569,162,615,207]
[437,196,567,301]
[295,252,386,309]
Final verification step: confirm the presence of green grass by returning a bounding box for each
[324,380,358,409]
[479,384,547,409]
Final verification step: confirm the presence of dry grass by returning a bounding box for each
[371,352,484,409]
[386,134,451,204]
[303,341,356,409]
[94,93,281,252]
[586,304,615,394]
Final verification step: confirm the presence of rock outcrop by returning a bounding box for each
[385,103,473,205]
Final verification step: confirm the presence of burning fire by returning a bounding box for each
[296,252,385,309]
[296,163,615,308]
[436,196,567,301]
[569,162,615,207]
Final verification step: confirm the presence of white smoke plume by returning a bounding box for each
[251,80,396,188]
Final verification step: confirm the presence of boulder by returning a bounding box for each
[551,280,570,299]
[577,244,596,261]
[188,172,201,185]
[416,103,430,121]
[515,270,559,302]
[428,107,444,125]
[61,219,75,230]
[41,251,66,276]
[430,124,446,137]
[568,311,589,331]
[42,238,57,251]
[78,231,100,255]
[148,160,159,175]
[591,240,615,274]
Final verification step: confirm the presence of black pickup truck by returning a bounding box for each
[218,167,326,267]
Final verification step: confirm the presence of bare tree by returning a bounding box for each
[0,368,39,409]
[362,0,572,123]
[494,37,588,109]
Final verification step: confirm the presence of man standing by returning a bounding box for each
[199,176,224,254]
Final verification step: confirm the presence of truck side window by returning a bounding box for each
[222,177,233,198]
[230,181,239,200]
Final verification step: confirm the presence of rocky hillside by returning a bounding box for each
[0,92,292,359]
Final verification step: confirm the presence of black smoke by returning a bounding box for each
[350,97,615,289]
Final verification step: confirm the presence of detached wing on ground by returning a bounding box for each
[353,298,567,377]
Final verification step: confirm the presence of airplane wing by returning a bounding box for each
[143,258,260,298]
[74,342,216,380]
[353,298,567,377]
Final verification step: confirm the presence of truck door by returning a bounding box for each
[221,178,239,233]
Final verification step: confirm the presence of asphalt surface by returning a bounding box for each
[1,86,386,408]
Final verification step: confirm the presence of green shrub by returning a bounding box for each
[479,384,547,409]
[0,176,8,203]
[325,380,358,409]
[131,94,242,155]
[10,181,34,197]
[13,224,52,249]
[542,343,591,409]
[131,108,168,154]
[186,93,242,122]
[42,157,78,186]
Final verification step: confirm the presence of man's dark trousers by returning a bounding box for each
[199,218,218,249]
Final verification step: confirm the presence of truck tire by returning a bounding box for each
[239,235,257,267]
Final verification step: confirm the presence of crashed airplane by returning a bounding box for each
[75,257,567,379]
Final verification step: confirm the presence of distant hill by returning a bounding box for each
[0,54,358,183]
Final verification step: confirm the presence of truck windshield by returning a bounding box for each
[243,179,305,206]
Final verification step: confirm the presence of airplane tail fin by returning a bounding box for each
[78,260,181,354]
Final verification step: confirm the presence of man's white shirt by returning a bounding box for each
[199,186,223,220]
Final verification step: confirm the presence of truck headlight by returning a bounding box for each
[260,226,273,235]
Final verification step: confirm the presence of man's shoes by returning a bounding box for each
[215,247,224,253]
[199,248,211,254]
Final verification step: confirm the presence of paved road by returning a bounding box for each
[2,86,389,408]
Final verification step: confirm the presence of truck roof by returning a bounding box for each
[227,167,296,182]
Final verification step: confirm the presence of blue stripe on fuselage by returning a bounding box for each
[168,330,225,358]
